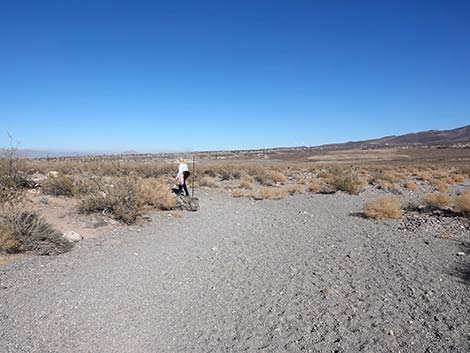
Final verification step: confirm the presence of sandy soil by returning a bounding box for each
[0,189,469,352]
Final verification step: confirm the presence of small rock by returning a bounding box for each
[388,330,395,336]
[456,252,465,256]
[63,231,83,242]
[88,216,108,229]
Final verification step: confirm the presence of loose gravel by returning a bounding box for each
[1,190,469,353]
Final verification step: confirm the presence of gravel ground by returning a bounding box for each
[1,189,469,353]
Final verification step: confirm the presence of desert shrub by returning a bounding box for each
[231,189,251,198]
[308,179,321,193]
[297,177,306,185]
[454,190,470,214]
[0,177,24,210]
[363,197,401,219]
[450,174,465,183]
[239,176,253,189]
[0,223,20,254]
[269,171,287,185]
[3,211,72,255]
[429,178,448,192]
[79,177,142,224]
[42,173,75,197]
[373,171,403,184]
[424,192,450,209]
[198,177,218,188]
[328,172,362,195]
[139,178,176,210]
[287,184,305,195]
[404,181,418,191]
[252,187,287,200]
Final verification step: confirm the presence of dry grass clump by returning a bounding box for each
[404,181,418,191]
[363,197,401,219]
[139,178,176,210]
[231,189,251,198]
[424,192,450,209]
[328,172,362,195]
[79,177,142,224]
[1,212,72,255]
[268,170,287,185]
[287,184,305,195]
[429,178,449,192]
[239,176,254,189]
[450,174,465,183]
[0,224,20,254]
[198,176,218,188]
[42,173,75,197]
[307,179,321,193]
[454,190,470,214]
[252,187,287,200]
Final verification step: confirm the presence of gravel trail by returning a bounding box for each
[1,190,469,353]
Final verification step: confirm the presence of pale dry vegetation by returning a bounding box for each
[424,192,450,210]
[363,197,401,219]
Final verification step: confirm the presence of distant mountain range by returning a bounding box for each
[1,125,469,159]
[316,125,470,150]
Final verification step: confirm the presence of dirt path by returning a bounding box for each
[1,190,469,352]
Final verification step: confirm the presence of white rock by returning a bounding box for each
[456,252,465,256]
[47,171,59,178]
[63,231,83,242]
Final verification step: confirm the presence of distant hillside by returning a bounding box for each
[317,125,470,150]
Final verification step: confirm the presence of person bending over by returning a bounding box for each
[176,158,190,196]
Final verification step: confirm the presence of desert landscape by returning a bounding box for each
[1,126,470,352]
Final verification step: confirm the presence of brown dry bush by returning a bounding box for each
[2,211,72,255]
[404,181,418,191]
[252,187,287,200]
[239,176,253,189]
[363,197,401,219]
[269,171,287,184]
[429,178,449,192]
[231,189,251,198]
[79,177,142,224]
[287,184,305,195]
[139,178,176,210]
[450,174,465,183]
[454,190,470,214]
[328,171,362,195]
[42,173,75,197]
[307,179,321,193]
[198,176,218,188]
[0,223,19,254]
[424,192,450,209]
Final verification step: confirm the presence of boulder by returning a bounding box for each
[175,196,200,211]
[63,231,83,242]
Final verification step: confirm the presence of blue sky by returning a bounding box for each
[1,0,469,152]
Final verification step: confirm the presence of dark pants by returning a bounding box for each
[178,171,190,196]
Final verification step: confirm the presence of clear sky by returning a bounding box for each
[1,0,469,152]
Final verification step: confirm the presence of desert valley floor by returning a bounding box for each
[1,189,469,353]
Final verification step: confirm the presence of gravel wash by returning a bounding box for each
[1,190,469,353]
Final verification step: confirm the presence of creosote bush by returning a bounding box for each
[424,192,450,210]
[2,212,72,255]
[42,173,75,197]
[79,177,142,224]
[363,197,401,219]
[239,176,253,189]
[198,177,218,188]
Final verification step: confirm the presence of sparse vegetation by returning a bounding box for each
[42,173,75,197]
[287,184,305,195]
[79,177,142,224]
[454,190,470,214]
[1,211,72,255]
[198,176,218,188]
[424,192,450,209]
[139,178,176,210]
[363,197,401,219]
[328,171,362,195]
[404,181,418,191]
[252,187,287,200]
[239,176,254,189]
